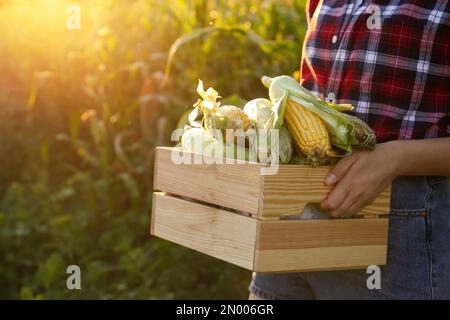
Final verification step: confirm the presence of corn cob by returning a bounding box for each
[284,100,331,160]
[214,105,253,145]
[215,105,253,132]
[193,81,254,145]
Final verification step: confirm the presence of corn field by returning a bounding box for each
[0,0,307,299]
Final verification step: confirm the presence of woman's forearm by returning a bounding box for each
[390,137,450,177]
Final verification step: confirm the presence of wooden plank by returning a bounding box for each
[261,164,391,219]
[150,190,156,235]
[151,192,257,270]
[254,245,387,273]
[261,165,329,218]
[257,218,388,250]
[154,147,262,216]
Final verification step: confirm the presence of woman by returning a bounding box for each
[249,0,450,300]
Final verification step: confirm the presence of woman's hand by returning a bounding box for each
[320,137,450,218]
[320,141,400,218]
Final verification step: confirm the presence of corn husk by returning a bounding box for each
[243,98,293,164]
[181,127,252,161]
[261,75,376,154]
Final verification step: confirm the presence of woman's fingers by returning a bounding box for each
[324,153,360,186]
[321,157,365,217]
[320,174,352,213]
[329,193,357,218]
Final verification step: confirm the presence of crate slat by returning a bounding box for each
[256,218,388,250]
[254,245,387,273]
[151,193,257,270]
[154,147,262,216]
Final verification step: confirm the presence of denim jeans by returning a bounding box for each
[249,176,450,300]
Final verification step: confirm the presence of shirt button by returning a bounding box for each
[331,35,338,44]
[326,92,336,104]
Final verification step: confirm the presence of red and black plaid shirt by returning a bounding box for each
[301,0,450,142]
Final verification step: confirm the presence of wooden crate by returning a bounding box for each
[151,147,391,272]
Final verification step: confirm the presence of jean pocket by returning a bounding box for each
[428,176,448,186]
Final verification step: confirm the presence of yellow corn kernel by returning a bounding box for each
[284,100,331,159]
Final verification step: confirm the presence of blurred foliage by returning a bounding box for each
[0,0,307,299]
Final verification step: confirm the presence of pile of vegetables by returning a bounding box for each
[181,76,376,166]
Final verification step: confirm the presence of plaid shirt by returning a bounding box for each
[301,0,450,142]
